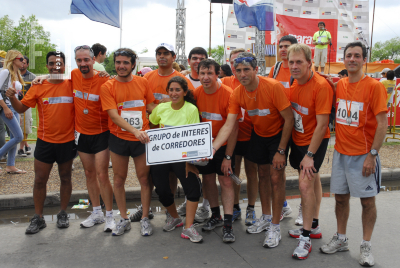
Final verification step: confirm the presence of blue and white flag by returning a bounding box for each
[233,0,274,31]
[70,0,120,28]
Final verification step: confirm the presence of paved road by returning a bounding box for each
[1,191,399,268]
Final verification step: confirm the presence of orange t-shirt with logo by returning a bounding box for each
[268,64,291,96]
[144,69,195,104]
[71,69,109,135]
[335,76,387,156]
[221,76,253,141]
[100,76,155,141]
[22,80,74,143]
[194,84,237,145]
[289,73,333,146]
[229,76,291,138]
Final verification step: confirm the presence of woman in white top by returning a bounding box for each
[0,50,26,174]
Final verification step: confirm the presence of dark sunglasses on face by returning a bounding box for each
[234,57,255,64]
[15,57,24,62]
[74,45,93,53]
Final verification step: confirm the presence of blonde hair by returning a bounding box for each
[3,50,25,86]
[287,44,312,63]
[172,62,181,72]
[229,48,245,60]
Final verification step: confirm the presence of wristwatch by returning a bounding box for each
[225,155,232,160]
[370,149,378,156]
[277,148,285,155]
[306,151,315,158]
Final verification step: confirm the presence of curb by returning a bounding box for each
[1,169,400,210]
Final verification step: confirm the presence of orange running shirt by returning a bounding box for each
[221,76,253,141]
[289,73,333,146]
[22,80,74,143]
[71,69,109,135]
[268,64,291,97]
[335,76,387,155]
[144,69,195,104]
[193,84,237,144]
[101,76,155,141]
[229,77,291,138]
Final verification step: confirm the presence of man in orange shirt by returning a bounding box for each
[72,46,115,232]
[268,35,298,223]
[211,52,294,248]
[320,42,387,267]
[7,51,75,234]
[101,48,157,237]
[221,48,258,226]
[187,59,239,243]
[285,44,333,260]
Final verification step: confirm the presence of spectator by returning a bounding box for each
[91,43,107,71]
[219,64,233,78]
[179,64,186,71]
[381,70,396,107]
[172,62,181,72]
[17,56,35,157]
[0,51,7,163]
[379,68,391,82]
[137,67,152,77]
[0,49,26,174]
[338,69,348,78]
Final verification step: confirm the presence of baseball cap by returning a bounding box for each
[0,50,6,59]
[381,68,391,74]
[138,67,153,76]
[155,43,175,53]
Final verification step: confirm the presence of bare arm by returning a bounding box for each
[212,113,238,152]
[272,106,294,170]
[107,109,150,143]
[221,120,239,176]
[146,102,157,114]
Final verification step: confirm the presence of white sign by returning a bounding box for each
[145,122,213,165]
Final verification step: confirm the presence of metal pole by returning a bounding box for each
[120,0,123,48]
[209,2,212,57]
[370,0,376,62]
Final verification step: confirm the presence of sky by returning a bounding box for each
[1,0,400,69]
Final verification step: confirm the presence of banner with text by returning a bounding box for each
[145,122,213,166]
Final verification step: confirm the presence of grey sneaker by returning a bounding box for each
[177,202,187,216]
[80,211,105,228]
[320,233,349,254]
[359,241,374,267]
[292,235,312,260]
[140,217,153,236]
[263,227,281,248]
[289,226,322,239]
[245,207,256,226]
[222,226,236,243]
[129,205,154,222]
[246,216,271,234]
[163,212,183,232]
[202,216,223,231]
[25,214,46,234]
[181,225,203,243]
[112,218,131,236]
[280,204,292,221]
[194,206,210,223]
[57,210,69,228]
[295,205,303,226]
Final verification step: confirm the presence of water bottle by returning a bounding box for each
[229,171,242,185]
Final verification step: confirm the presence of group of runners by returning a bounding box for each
[2,36,387,266]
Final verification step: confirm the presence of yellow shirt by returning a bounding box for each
[381,80,396,104]
[313,30,331,49]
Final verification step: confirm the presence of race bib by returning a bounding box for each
[74,130,80,145]
[239,108,245,122]
[292,109,304,133]
[317,36,321,43]
[121,111,143,131]
[336,99,360,127]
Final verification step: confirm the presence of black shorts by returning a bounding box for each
[246,131,288,165]
[34,138,77,164]
[196,145,235,176]
[77,130,110,154]
[289,138,329,173]
[234,140,250,157]
[108,134,145,158]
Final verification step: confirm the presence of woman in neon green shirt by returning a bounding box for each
[149,76,203,243]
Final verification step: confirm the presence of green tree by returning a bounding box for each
[0,15,56,74]
[371,37,400,61]
[104,51,117,75]
[209,45,224,65]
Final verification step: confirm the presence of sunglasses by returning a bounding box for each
[74,45,93,53]
[235,57,255,64]
[114,50,135,57]
[279,45,291,49]
[15,57,24,62]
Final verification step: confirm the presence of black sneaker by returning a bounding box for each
[222,226,236,243]
[17,149,27,157]
[25,214,46,234]
[129,205,154,222]
[25,146,32,155]
[202,215,223,231]
[57,210,70,228]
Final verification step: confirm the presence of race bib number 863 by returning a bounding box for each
[121,110,143,131]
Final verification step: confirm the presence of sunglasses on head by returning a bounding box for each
[114,50,135,57]
[15,57,24,62]
[74,45,93,53]
[235,57,255,64]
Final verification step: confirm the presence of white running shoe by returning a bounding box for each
[320,233,349,254]
[292,235,312,260]
[140,217,153,236]
[104,215,116,232]
[112,218,131,236]
[359,241,374,267]
[194,206,210,222]
[176,202,187,216]
[263,227,281,248]
[280,203,292,221]
[246,216,271,234]
[295,205,303,226]
[80,211,105,228]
